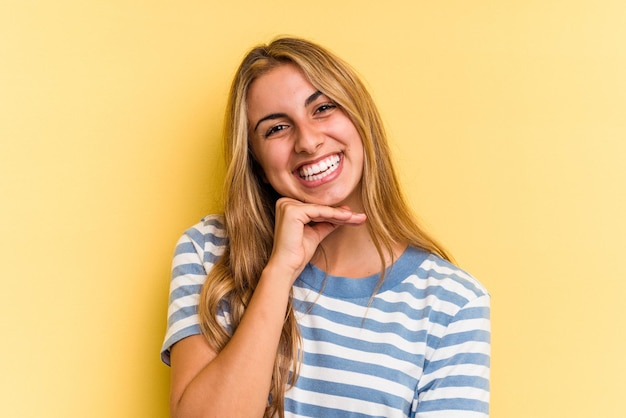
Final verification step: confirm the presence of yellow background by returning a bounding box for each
[1,1,625,416]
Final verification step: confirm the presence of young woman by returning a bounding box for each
[161,37,490,418]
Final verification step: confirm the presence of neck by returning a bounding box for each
[310,222,407,279]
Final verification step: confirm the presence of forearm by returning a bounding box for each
[172,266,294,418]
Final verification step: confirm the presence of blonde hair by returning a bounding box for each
[198,36,452,418]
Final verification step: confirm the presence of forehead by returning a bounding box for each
[246,64,317,112]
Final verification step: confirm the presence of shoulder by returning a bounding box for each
[388,247,489,320]
[417,252,489,301]
[179,214,227,247]
[412,253,490,337]
[174,215,228,266]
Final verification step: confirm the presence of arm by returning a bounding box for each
[169,199,366,418]
[170,264,293,418]
[415,294,491,418]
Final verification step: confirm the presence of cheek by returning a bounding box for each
[251,140,272,168]
[254,148,289,180]
[249,144,271,182]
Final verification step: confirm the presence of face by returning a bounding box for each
[247,64,365,209]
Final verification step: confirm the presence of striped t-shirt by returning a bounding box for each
[162,215,490,417]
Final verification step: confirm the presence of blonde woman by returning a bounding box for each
[162,37,490,418]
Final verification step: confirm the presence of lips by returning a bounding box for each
[297,154,341,182]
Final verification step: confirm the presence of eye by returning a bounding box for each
[314,102,337,114]
[264,124,289,138]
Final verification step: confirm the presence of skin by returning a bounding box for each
[248,63,365,211]
[169,64,388,418]
[247,64,374,276]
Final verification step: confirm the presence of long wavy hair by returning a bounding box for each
[198,36,452,418]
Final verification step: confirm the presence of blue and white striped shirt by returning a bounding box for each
[162,215,490,417]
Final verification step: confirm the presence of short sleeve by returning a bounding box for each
[160,215,227,365]
[414,293,491,417]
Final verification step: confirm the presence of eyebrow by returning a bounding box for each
[253,90,324,133]
[305,90,323,107]
[253,113,286,133]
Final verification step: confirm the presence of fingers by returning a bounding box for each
[276,197,367,227]
[266,198,367,279]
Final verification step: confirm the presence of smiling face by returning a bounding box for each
[247,64,365,209]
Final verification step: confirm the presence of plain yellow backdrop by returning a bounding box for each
[1,1,625,416]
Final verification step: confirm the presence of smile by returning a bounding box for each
[298,154,341,182]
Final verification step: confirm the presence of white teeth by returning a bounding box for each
[299,154,341,181]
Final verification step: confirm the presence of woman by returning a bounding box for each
[162,37,490,418]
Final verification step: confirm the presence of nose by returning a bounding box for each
[294,124,324,154]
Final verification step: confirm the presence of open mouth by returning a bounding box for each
[297,154,341,182]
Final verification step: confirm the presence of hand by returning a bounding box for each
[267,197,367,282]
